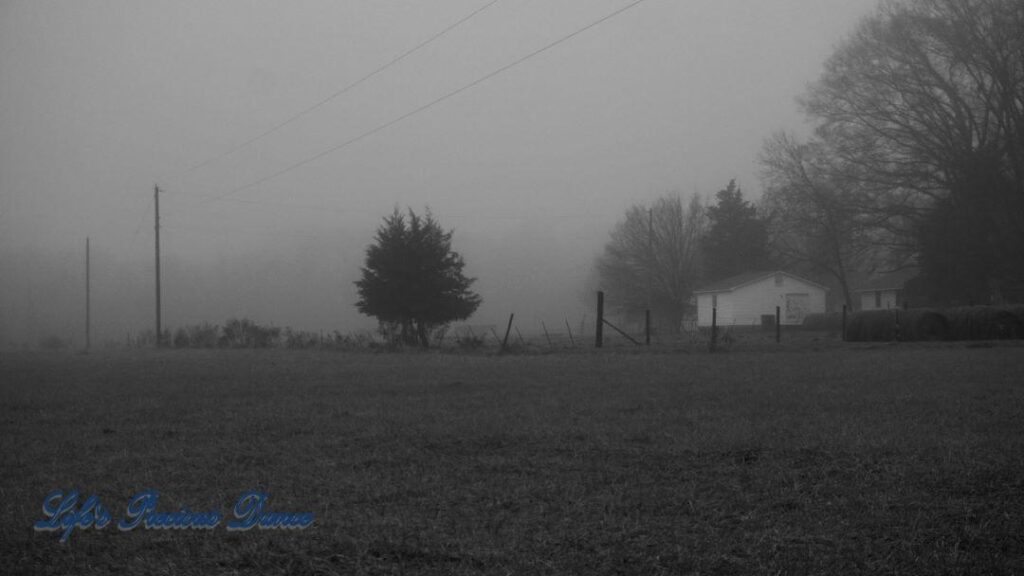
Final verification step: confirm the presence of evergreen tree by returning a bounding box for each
[355,208,481,347]
[702,180,770,281]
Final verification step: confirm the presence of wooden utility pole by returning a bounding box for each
[85,237,90,351]
[154,185,162,347]
[647,207,653,343]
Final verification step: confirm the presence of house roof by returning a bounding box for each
[694,270,827,294]
[853,268,918,293]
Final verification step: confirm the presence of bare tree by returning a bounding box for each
[802,0,1024,302]
[760,132,877,309]
[596,194,706,333]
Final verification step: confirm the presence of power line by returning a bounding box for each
[161,223,335,241]
[167,187,612,224]
[128,198,153,243]
[159,184,387,223]
[204,0,652,204]
[177,0,503,178]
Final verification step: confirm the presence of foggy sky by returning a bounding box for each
[0,0,879,345]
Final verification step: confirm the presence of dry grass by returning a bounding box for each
[2,345,1024,575]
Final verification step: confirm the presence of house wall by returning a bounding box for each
[697,274,826,326]
[697,292,734,327]
[859,289,899,310]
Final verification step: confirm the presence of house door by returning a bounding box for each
[785,293,810,324]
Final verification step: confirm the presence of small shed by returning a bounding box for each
[855,269,918,310]
[694,271,827,327]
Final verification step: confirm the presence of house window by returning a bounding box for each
[712,294,718,308]
[875,291,882,308]
[774,273,783,287]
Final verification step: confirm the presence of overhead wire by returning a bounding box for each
[198,0,653,205]
[161,223,333,241]
[128,199,153,244]
[175,0,503,179]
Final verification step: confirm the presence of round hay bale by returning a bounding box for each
[846,310,898,342]
[1007,305,1024,335]
[945,306,1024,340]
[802,312,843,333]
[902,309,949,341]
[989,309,1024,339]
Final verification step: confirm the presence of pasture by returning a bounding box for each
[2,344,1023,575]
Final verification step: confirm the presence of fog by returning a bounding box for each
[0,0,878,346]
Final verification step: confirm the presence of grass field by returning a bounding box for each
[3,344,1024,575]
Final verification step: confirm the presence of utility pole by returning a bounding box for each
[85,237,91,351]
[647,207,653,345]
[154,185,162,347]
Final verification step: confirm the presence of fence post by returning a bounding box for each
[502,313,515,352]
[775,306,781,343]
[645,309,651,346]
[595,291,604,348]
[710,307,717,352]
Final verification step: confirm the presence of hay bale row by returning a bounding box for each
[801,312,844,332]
[845,310,899,342]
[844,306,1024,342]
[901,309,950,341]
[943,306,1024,340]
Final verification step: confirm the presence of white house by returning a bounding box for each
[855,269,917,310]
[693,271,827,327]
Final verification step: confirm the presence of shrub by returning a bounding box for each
[455,333,486,350]
[173,323,221,348]
[283,328,321,349]
[220,318,281,348]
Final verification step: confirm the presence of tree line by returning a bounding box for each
[353,0,1023,345]
[599,0,1024,330]
[765,0,1024,307]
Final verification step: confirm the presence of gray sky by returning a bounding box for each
[0,0,878,344]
